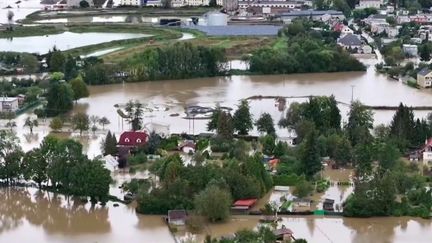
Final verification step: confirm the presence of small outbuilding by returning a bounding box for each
[232,199,257,210]
[273,227,294,241]
[167,209,187,226]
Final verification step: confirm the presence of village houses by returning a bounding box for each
[0,97,19,113]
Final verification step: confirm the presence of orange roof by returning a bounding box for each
[233,199,257,207]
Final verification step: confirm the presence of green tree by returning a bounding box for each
[64,55,78,80]
[260,135,276,155]
[207,105,221,132]
[233,100,253,135]
[346,101,374,147]
[334,136,353,166]
[45,81,74,117]
[49,117,63,132]
[217,111,234,140]
[102,131,118,155]
[49,51,65,72]
[125,100,144,131]
[71,112,89,136]
[293,178,313,198]
[194,184,232,222]
[389,103,416,148]
[209,0,217,7]
[21,54,39,74]
[256,113,276,136]
[23,148,48,188]
[300,129,322,179]
[0,131,23,184]
[70,76,89,102]
[23,117,38,134]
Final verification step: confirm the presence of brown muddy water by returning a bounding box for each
[2,59,432,242]
[1,187,431,243]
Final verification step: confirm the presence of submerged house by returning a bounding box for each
[323,198,335,211]
[167,210,187,226]
[232,199,257,211]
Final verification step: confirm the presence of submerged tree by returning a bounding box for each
[23,117,39,134]
[256,113,276,136]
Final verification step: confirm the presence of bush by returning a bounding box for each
[272,174,302,186]
[128,153,147,165]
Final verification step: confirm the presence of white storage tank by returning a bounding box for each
[207,12,228,26]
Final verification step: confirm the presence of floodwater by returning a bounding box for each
[0,31,151,54]
[35,15,191,24]
[1,186,432,243]
[0,0,43,24]
[3,56,432,242]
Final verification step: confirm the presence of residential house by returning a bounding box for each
[370,22,389,34]
[117,131,149,148]
[416,68,432,88]
[402,44,418,57]
[167,210,187,226]
[143,122,170,138]
[0,97,19,112]
[422,138,432,166]
[276,128,297,146]
[16,94,26,106]
[337,34,362,51]
[357,0,381,9]
[120,0,142,6]
[410,37,423,44]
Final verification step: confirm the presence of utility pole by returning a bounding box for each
[350,85,355,103]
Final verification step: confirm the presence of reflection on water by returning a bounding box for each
[0,187,173,243]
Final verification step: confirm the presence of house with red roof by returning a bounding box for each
[232,199,257,211]
[117,131,149,148]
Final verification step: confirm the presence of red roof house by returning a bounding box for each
[118,131,148,147]
[232,199,257,210]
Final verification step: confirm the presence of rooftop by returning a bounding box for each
[418,68,432,76]
[233,199,257,207]
[118,131,148,147]
[1,97,18,102]
[338,34,362,46]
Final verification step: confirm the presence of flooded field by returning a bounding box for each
[0,31,151,54]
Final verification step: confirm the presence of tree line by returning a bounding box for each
[0,131,112,203]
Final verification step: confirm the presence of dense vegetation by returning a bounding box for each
[249,20,366,74]
[120,42,226,82]
[0,132,111,203]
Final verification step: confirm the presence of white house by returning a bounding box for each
[361,45,373,54]
[417,68,432,88]
[276,128,297,146]
[385,26,400,38]
[0,97,19,112]
[357,0,382,9]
